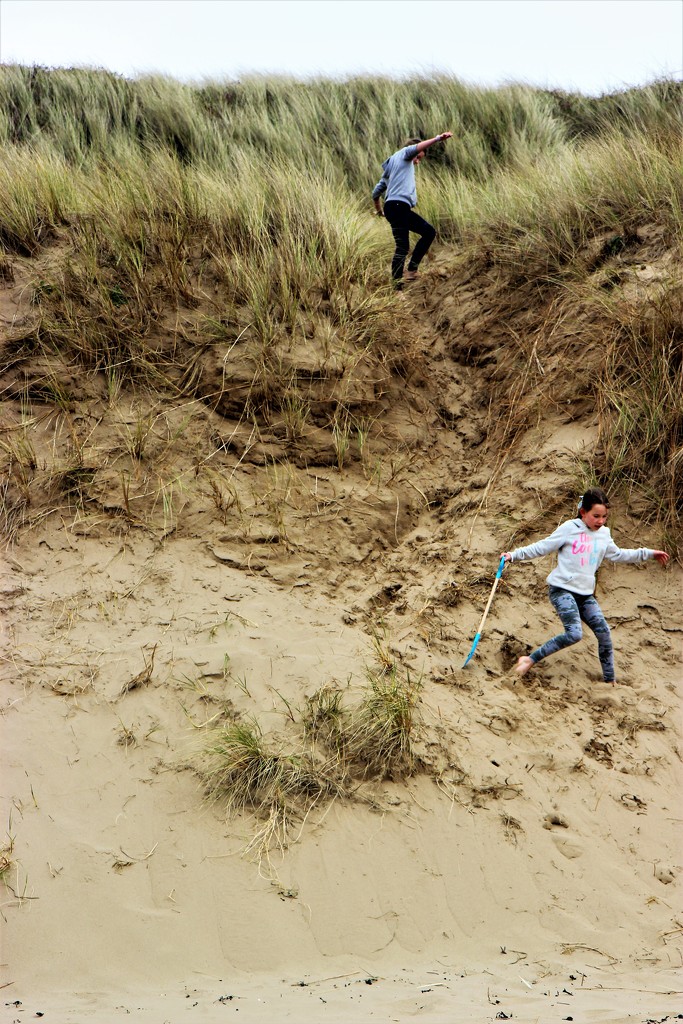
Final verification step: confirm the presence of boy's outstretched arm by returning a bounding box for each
[415,131,453,154]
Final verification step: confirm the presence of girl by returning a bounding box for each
[501,488,669,683]
[372,131,453,284]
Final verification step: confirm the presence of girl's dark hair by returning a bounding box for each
[404,136,421,147]
[579,487,610,513]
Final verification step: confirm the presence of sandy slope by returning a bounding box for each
[2,528,682,1021]
[1,246,682,1021]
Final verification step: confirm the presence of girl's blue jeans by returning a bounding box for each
[530,585,615,682]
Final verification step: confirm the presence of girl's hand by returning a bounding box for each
[501,552,512,563]
[653,550,669,565]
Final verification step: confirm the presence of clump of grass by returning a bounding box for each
[344,667,422,780]
[303,646,422,781]
[0,836,15,884]
[303,685,347,754]
[279,390,311,443]
[0,428,38,542]
[203,719,335,805]
[0,143,77,254]
[201,467,242,523]
[201,718,342,856]
[0,475,29,544]
[331,410,352,470]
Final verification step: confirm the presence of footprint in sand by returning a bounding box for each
[543,812,583,858]
[543,812,569,830]
[550,834,583,859]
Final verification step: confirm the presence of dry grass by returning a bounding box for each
[343,667,422,780]
[201,718,343,859]
[1,68,680,546]
[0,835,15,884]
[596,288,683,538]
[304,662,423,782]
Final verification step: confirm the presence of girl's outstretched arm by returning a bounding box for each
[502,522,572,564]
[604,540,669,565]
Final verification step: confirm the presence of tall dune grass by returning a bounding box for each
[424,131,683,272]
[598,289,683,535]
[0,144,79,253]
[1,66,681,538]
[1,65,680,186]
[6,142,397,382]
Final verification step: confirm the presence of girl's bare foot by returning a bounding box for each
[515,656,534,676]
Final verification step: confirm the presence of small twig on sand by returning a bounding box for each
[118,644,157,698]
[113,842,158,869]
[119,842,158,863]
[406,479,430,507]
[581,986,683,995]
[290,971,361,987]
[561,942,619,963]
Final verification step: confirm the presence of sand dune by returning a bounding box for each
[2,238,682,1021]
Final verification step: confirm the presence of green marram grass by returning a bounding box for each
[202,718,341,812]
[0,66,681,538]
[303,666,423,781]
[343,667,422,780]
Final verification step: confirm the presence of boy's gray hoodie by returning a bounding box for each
[372,145,419,207]
[510,519,655,596]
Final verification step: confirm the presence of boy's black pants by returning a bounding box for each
[383,200,436,280]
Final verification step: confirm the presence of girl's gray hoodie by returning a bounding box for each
[510,519,655,595]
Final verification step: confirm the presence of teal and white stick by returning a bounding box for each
[462,556,506,667]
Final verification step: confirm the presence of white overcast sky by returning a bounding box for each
[1,0,681,94]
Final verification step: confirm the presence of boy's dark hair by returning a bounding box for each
[579,487,610,512]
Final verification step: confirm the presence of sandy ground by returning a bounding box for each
[1,242,682,1022]
[9,966,683,1023]
[2,524,682,1022]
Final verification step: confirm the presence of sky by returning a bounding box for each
[0,0,681,95]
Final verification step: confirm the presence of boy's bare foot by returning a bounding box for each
[515,656,534,676]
